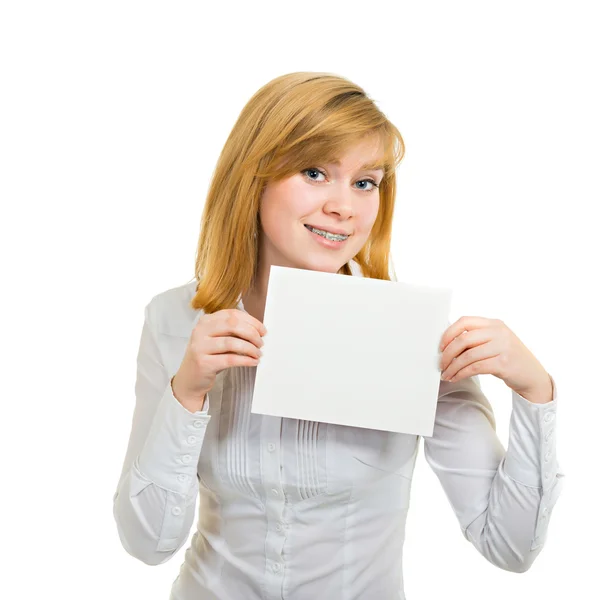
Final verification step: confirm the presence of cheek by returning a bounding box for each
[282,177,317,215]
[358,198,380,233]
[261,178,312,224]
[258,181,302,240]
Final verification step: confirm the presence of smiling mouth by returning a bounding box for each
[304,224,350,241]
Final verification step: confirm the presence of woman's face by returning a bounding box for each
[257,136,384,274]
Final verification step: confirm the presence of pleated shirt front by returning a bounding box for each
[113,274,565,600]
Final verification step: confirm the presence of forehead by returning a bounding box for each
[328,137,386,171]
[327,158,385,172]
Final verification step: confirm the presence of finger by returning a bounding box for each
[227,309,266,338]
[210,310,265,348]
[441,341,500,380]
[444,356,499,382]
[210,335,263,359]
[208,352,260,373]
[440,328,494,371]
[231,309,267,336]
[439,316,495,352]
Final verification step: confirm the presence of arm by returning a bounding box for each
[423,373,565,573]
[112,301,211,565]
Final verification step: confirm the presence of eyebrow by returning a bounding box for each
[328,159,385,172]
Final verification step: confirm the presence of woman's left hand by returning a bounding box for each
[438,316,554,404]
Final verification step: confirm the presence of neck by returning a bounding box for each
[242,261,271,323]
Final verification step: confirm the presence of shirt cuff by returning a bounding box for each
[136,381,211,495]
[503,373,558,492]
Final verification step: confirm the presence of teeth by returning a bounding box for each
[306,225,348,241]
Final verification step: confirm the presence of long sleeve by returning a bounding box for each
[423,373,565,573]
[112,301,212,566]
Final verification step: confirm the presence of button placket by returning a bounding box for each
[541,409,555,477]
[173,417,208,495]
[534,407,557,545]
[261,417,286,598]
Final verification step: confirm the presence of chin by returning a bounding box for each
[292,254,348,273]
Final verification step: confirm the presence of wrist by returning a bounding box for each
[170,375,207,412]
[519,372,554,405]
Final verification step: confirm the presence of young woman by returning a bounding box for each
[112,72,564,600]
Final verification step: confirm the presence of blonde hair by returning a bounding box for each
[190,71,405,314]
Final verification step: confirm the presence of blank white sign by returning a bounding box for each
[251,265,452,436]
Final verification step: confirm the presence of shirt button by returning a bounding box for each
[271,489,279,497]
[276,522,285,533]
[544,450,551,462]
[182,454,192,463]
[268,443,276,452]
[172,506,182,516]
[272,562,281,573]
[193,420,206,429]
[543,412,555,423]
[187,435,197,444]
[544,429,553,442]
[178,474,187,482]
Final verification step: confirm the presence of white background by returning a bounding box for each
[1,1,597,598]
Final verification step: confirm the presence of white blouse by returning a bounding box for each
[112,271,565,600]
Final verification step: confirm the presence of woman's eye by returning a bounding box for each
[301,168,380,192]
[302,168,326,181]
[355,179,379,191]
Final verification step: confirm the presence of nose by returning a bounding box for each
[322,186,354,220]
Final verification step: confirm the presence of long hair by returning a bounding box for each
[190,71,405,314]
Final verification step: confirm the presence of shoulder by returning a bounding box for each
[145,278,202,337]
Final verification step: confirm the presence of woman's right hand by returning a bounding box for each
[171,309,267,411]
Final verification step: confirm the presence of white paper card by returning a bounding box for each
[250,265,452,437]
